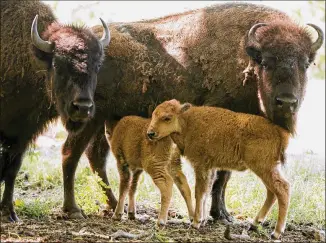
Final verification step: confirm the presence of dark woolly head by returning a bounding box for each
[245,21,324,135]
[31,16,111,133]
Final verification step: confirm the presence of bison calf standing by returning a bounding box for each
[148,99,290,239]
[104,117,194,225]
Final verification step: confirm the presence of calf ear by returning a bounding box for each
[246,46,262,64]
[180,103,192,113]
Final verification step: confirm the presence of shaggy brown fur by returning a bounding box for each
[61,2,323,222]
[0,0,107,221]
[104,117,193,225]
[148,99,290,240]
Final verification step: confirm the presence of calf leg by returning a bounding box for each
[148,167,173,226]
[253,188,276,226]
[113,162,131,220]
[168,157,194,221]
[202,169,216,226]
[128,169,143,220]
[171,171,194,221]
[62,120,102,219]
[210,170,233,222]
[192,168,211,229]
[85,127,117,210]
[254,167,290,240]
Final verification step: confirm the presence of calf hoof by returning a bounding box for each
[249,223,259,231]
[156,219,166,229]
[128,212,136,220]
[271,231,282,240]
[112,213,123,221]
[191,221,201,229]
[0,207,20,223]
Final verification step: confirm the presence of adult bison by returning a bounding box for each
[58,2,324,222]
[0,0,110,221]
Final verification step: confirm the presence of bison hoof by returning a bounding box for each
[210,209,234,223]
[128,212,136,220]
[0,207,20,223]
[68,210,87,219]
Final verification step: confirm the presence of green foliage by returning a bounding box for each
[74,167,109,215]
[15,198,57,219]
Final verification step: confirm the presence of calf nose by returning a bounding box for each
[275,95,298,113]
[72,99,93,117]
[147,131,156,140]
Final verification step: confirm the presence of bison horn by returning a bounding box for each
[31,15,54,53]
[99,18,110,48]
[248,23,268,47]
[307,23,324,53]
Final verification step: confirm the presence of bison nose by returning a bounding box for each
[275,95,298,113]
[147,131,156,140]
[71,99,94,118]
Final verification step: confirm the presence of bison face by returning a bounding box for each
[31,16,110,133]
[246,22,324,134]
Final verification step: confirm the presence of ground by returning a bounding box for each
[1,208,325,242]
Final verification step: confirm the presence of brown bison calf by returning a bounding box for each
[148,99,290,239]
[104,117,194,225]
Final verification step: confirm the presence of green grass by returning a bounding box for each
[6,145,324,229]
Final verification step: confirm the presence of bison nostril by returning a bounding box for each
[275,96,298,111]
[71,100,93,117]
[276,97,284,107]
[72,101,93,108]
[147,131,156,139]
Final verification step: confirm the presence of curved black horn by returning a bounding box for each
[307,23,324,53]
[248,23,268,47]
[31,15,53,53]
[99,18,110,47]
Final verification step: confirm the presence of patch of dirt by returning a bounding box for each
[1,206,324,242]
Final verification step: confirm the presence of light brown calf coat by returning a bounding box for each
[148,99,290,239]
[104,116,194,225]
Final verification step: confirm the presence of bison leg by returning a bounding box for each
[0,148,23,222]
[85,127,117,210]
[62,120,103,219]
[210,170,233,222]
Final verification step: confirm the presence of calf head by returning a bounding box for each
[147,99,191,140]
[245,21,324,134]
[31,15,110,133]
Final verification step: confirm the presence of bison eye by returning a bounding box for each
[261,61,268,69]
[305,63,310,69]
[95,64,102,73]
[162,116,171,122]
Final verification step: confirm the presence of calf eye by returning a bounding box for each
[163,116,171,122]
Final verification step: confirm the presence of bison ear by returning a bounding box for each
[246,46,262,64]
[180,103,192,113]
